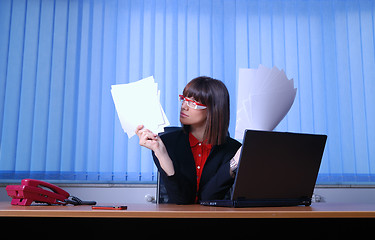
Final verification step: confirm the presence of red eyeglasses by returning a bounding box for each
[179,95,207,110]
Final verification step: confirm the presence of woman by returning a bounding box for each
[136,76,242,204]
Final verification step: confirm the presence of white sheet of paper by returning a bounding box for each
[111,76,170,138]
[250,88,297,131]
[257,66,280,93]
[238,68,257,101]
[235,108,246,140]
[235,65,297,140]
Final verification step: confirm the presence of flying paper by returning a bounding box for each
[111,76,170,138]
[235,65,297,140]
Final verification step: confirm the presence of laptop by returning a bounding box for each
[200,129,327,207]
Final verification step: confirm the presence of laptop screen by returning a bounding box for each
[232,130,327,201]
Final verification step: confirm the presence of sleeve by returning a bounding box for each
[152,151,195,204]
[199,160,234,201]
[199,140,242,201]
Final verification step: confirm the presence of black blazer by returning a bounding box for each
[152,127,241,204]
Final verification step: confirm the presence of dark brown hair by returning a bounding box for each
[182,76,230,145]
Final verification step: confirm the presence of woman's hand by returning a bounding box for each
[230,146,242,177]
[233,146,242,163]
[135,125,161,152]
[135,125,175,176]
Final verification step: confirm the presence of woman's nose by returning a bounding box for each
[181,101,189,110]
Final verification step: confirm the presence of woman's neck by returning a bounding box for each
[190,123,206,142]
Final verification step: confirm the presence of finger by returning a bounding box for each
[139,128,157,137]
[141,131,157,141]
[135,125,144,135]
[135,125,144,137]
[139,133,151,146]
[137,127,156,140]
[140,135,158,149]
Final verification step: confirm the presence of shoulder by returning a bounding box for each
[159,127,187,146]
[210,136,241,159]
[214,136,242,158]
[222,136,242,150]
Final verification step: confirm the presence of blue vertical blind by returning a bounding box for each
[0,0,374,184]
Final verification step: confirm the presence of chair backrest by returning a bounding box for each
[156,171,168,203]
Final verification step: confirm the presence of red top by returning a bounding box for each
[189,133,212,202]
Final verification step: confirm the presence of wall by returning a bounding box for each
[313,187,375,204]
[0,185,156,204]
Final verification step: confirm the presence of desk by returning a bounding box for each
[1,202,375,218]
[1,202,375,234]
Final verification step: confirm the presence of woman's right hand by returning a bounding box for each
[135,125,175,176]
[135,125,160,152]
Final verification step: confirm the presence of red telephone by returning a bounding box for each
[6,179,71,206]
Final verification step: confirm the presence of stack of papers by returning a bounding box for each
[235,65,297,140]
[111,76,170,138]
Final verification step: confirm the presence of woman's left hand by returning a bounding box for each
[233,146,242,164]
[230,146,242,177]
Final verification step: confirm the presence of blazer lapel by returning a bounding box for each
[175,132,197,182]
[199,145,221,188]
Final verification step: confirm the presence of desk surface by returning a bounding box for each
[1,202,375,218]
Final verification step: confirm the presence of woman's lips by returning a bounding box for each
[180,112,189,118]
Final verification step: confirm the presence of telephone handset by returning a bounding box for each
[6,179,96,206]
